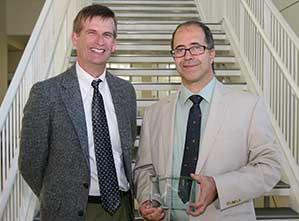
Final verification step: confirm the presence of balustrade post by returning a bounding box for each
[239,1,245,52]
[263,2,271,105]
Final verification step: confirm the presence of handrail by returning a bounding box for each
[196,0,299,211]
[0,0,90,220]
[0,0,52,133]
[240,0,299,98]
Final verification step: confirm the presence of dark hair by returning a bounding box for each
[73,4,117,37]
[171,20,215,72]
[171,20,214,50]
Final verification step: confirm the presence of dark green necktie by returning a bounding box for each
[178,95,203,203]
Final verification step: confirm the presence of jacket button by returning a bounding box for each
[78,210,84,216]
[83,182,89,189]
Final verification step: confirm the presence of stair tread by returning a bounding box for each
[118,24,222,30]
[117,41,230,45]
[133,208,299,221]
[109,69,241,77]
[256,208,299,219]
[70,56,238,64]
[117,12,198,18]
[275,180,290,189]
[116,44,231,51]
[133,81,247,85]
[111,7,198,11]
[98,0,196,5]
[117,21,222,25]
[108,67,239,70]
[117,30,225,34]
[110,54,235,57]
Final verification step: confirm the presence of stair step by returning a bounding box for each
[275,180,291,189]
[116,44,231,51]
[108,56,237,63]
[118,17,199,22]
[117,38,228,44]
[133,82,246,91]
[110,6,198,12]
[118,24,222,31]
[117,32,226,40]
[97,0,196,5]
[134,84,249,105]
[133,82,246,96]
[118,20,201,24]
[256,208,299,220]
[116,13,199,18]
[264,181,290,196]
[108,68,241,77]
[70,55,236,64]
[132,208,299,221]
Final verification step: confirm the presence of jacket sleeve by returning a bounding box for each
[19,82,50,197]
[133,108,157,204]
[213,97,281,210]
[129,84,137,145]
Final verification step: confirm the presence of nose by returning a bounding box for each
[184,49,193,59]
[95,34,105,44]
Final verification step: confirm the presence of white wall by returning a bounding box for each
[0,0,8,103]
[271,0,299,37]
[6,0,45,35]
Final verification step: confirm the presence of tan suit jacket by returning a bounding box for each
[134,81,281,221]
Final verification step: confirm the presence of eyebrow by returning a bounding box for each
[174,42,206,49]
[85,28,114,35]
[86,29,96,32]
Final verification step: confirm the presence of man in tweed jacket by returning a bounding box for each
[19,4,136,221]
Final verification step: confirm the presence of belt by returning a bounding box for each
[88,190,129,204]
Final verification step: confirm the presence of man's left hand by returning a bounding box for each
[187,174,218,216]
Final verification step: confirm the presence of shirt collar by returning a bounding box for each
[76,62,107,89]
[179,77,216,104]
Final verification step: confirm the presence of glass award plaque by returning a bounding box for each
[149,176,199,212]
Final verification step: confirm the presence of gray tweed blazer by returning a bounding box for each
[19,65,136,220]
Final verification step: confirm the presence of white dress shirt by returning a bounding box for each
[76,62,129,196]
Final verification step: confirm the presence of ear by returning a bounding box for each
[111,38,117,53]
[71,32,79,49]
[209,48,216,64]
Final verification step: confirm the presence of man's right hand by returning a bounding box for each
[139,200,165,221]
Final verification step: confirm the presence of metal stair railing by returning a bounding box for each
[0,0,90,220]
[196,0,299,211]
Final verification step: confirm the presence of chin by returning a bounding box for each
[182,72,200,79]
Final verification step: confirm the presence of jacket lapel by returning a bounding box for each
[106,72,129,150]
[60,66,90,169]
[196,82,229,173]
[163,93,179,176]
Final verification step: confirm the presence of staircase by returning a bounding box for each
[1,0,299,220]
[89,0,247,140]
[85,0,298,220]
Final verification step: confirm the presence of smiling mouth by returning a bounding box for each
[91,48,105,54]
[183,64,198,68]
[183,61,200,68]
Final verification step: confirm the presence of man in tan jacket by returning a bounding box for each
[134,21,281,221]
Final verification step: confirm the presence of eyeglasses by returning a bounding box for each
[170,44,210,58]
